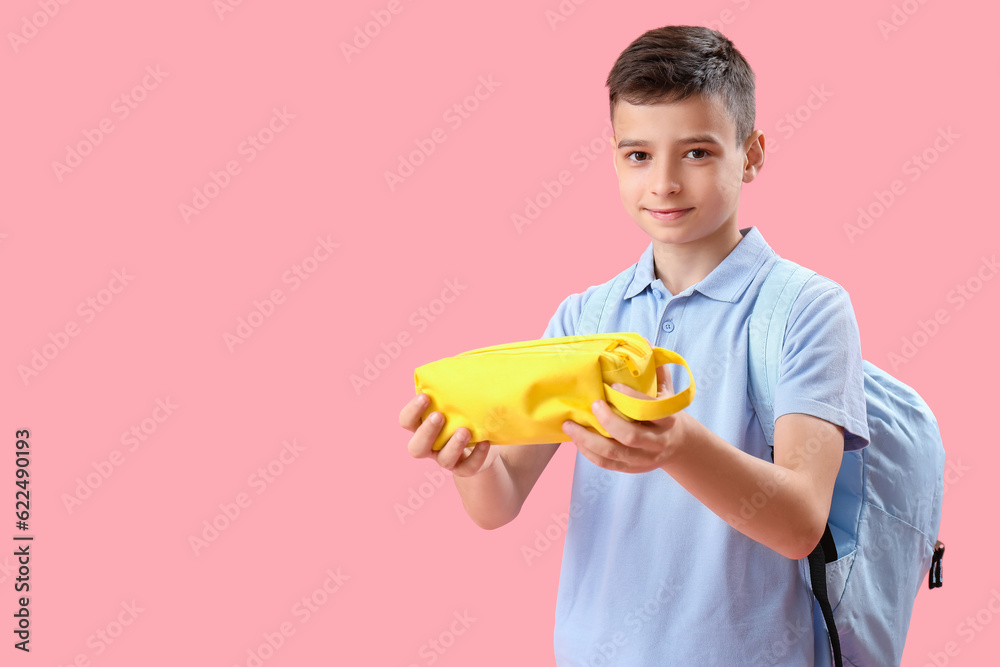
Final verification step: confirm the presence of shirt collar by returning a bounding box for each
[623,226,775,302]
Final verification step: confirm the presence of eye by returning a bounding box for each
[626,151,650,163]
[687,148,710,159]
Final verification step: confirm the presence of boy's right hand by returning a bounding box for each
[399,393,499,478]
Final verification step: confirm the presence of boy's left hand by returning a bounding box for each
[562,359,688,474]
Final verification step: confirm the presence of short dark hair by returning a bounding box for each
[606,25,756,148]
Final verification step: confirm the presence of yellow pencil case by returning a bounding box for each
[412,332,696,451]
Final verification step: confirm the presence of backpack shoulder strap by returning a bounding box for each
[747,256,844,667]
[577,262,639,335]
[747,256,815,448]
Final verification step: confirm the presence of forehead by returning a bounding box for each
[612,93,736,147]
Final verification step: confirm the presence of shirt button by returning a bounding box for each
[662,320,675,333]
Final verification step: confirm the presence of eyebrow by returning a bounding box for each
[616,134,722,149]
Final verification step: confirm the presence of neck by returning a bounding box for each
[653,224,747,296]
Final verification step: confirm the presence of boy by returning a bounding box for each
[399,25,869,666]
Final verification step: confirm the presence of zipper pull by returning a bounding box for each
[617,351,641,377]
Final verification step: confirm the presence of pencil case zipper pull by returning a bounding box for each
[605,339,641,376]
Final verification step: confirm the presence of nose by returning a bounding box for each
[650,158,680,197]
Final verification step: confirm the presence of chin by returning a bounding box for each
[635,217,696,241]
[639,226,692,245]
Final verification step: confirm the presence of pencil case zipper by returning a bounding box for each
[454,334,643,376]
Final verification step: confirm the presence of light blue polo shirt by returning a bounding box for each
[540,226,870,666]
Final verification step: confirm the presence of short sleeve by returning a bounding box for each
[540,285,602,339]
[772,279,870,452]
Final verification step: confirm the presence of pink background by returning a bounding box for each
[2,0,996,665]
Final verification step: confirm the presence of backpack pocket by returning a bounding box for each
[824,547,857,613]
[820,501,936,667]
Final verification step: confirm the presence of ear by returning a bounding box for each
[742,130,765,183]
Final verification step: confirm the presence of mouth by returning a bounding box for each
[646,207,692,221]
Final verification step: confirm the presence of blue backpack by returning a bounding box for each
[748,258,945,667]
[577,256,946,667]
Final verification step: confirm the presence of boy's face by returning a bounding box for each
[610,93,764,247]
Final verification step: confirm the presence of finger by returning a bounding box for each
[452,440,491,477]
[590,400,659,453]
[607,381,649,400]
[657,363,674,395]
[435,426,473,470]
[406,410,445,458]
[399,393,431,431]
[570,429,628,472]
[564,420,629,467]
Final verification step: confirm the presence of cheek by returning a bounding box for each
[699,169,738,200]
[718,163,744,190]
[720,171,743,197]
[618,174,642,199]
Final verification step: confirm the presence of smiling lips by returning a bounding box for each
[646,207,692,221]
